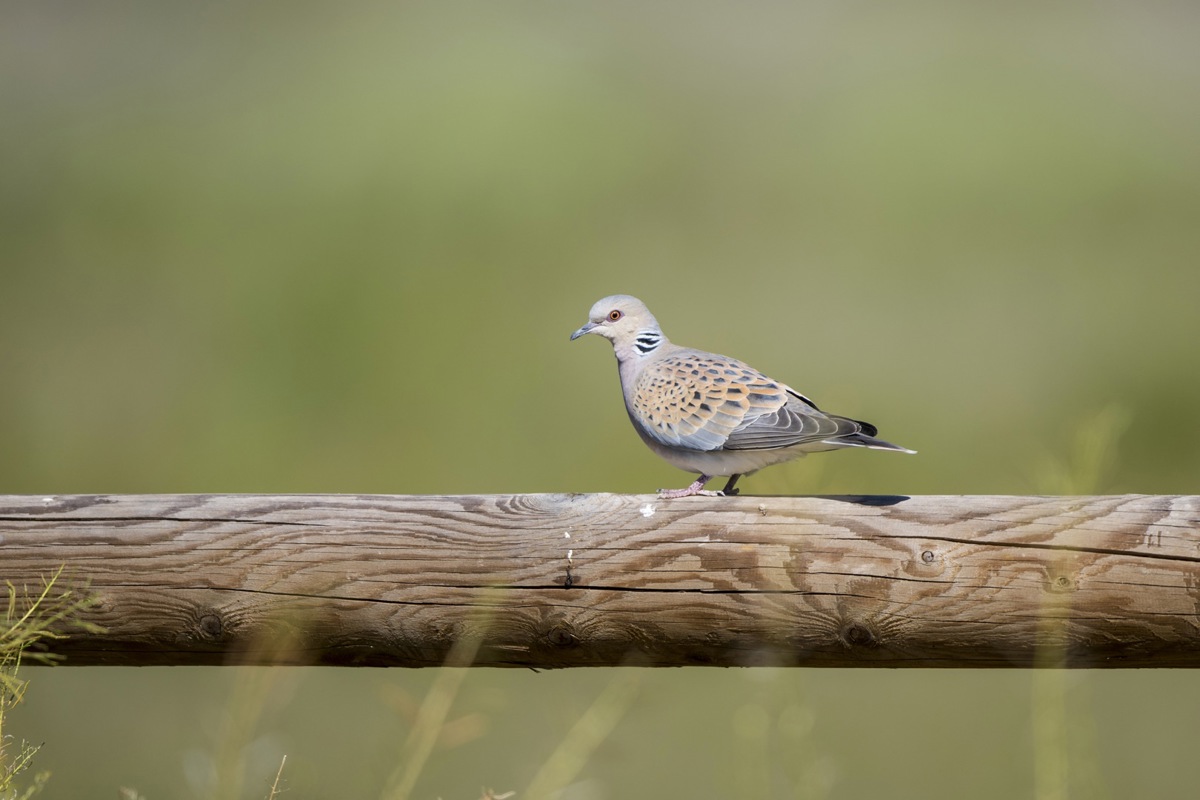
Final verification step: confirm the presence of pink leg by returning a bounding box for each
[657,474,725,498]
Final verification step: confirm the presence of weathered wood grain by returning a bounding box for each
[0,494,1197,667]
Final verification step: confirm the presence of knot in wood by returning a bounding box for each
[1051,574,1074,593]
[546,623,579,648]
[840,622,878,649]
[198,613,224,640]
[921,549,936,564]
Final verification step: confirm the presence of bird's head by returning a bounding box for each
[570,295,666,358]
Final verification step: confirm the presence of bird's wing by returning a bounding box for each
[722,390,865,450]
[629,351,820,451]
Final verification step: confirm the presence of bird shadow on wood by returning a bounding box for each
[818,494,910,506]
[731,494,909,505]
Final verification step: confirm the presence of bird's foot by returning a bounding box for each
[657,476,723,499]
[658,486,724,498]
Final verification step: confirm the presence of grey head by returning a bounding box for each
[569,295,668,361]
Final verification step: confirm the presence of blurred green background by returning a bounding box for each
[3,1,1199,798]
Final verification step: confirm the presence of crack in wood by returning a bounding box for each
[882,533,1200,564]
[0,516,328,526]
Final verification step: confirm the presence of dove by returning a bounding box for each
[570,295,914,497]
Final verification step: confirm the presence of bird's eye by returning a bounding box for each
[608,310,623,321]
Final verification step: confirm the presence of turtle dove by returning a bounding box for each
[570,295,914,497]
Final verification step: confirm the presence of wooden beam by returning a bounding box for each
[0,493,1197,667]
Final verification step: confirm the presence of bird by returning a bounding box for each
[570,294,914,497]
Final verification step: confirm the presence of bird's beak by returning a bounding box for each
[570,321,598,341]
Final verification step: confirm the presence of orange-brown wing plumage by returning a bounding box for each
[629,350,861,452]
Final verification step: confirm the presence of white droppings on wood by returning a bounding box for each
[640,504,655,518]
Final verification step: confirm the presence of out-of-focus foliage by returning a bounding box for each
[2,2,1198,798]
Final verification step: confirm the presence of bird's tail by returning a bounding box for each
[828,418,917,454]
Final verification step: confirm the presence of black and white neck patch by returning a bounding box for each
[634,331,662,355]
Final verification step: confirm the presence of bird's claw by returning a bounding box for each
[657,478,726,499]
